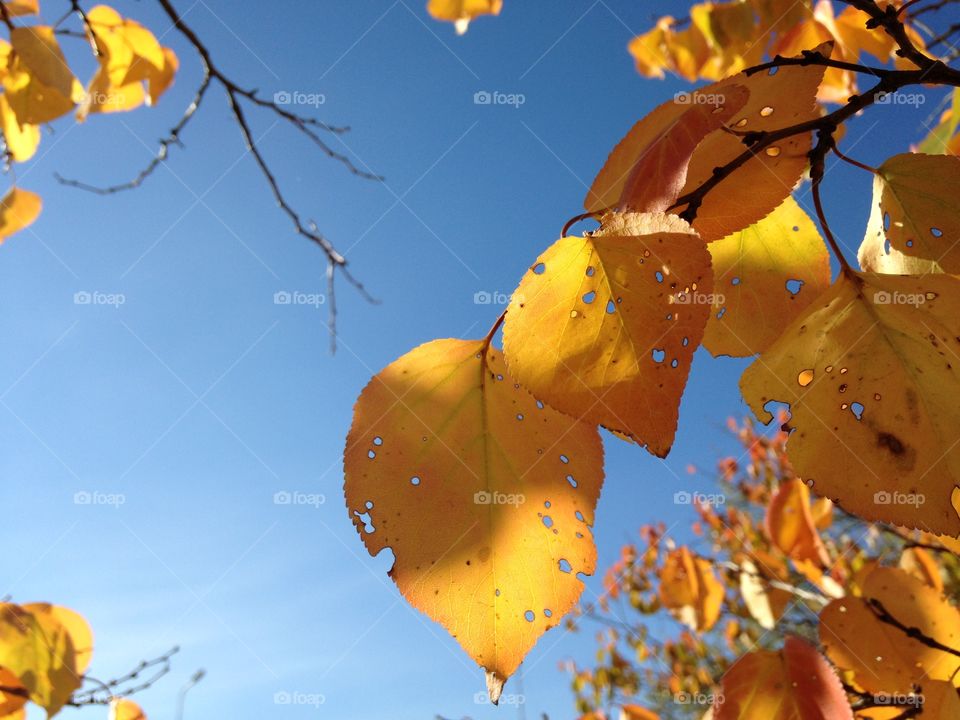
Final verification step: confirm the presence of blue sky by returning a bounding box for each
[0,1,953,718]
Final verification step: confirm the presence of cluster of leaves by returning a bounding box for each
[0,0,177,244]
[349,0,960,706]
[0,601,150,719]
[568,417,960,719]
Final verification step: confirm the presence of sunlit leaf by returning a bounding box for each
[503,212,712,457]
[0,93,40,162]
[344,338,604,700]
[765,478,830,566]
[427,0,502,34]
[738,558,791,630]
[0,187,41,244]
[3,29,81,124]
[22,604,93,675]
[0,666,28,717]
[659,546,723,632]
[109,698,147,720]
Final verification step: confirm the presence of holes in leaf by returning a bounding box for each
[544,608,553,618]
[768,66,778,75]
[570,310,579,318]
[560,454,569,464]
[566,474,578,488]
[524,610,535,622]
[582,290,597,304]
[670,358,679,368]
[850,402,864,420]
[366,501,374,509]
[586,266,596,277]
[354,510,375,533]
[731,277,741,286]
[716,307,727,320]
[533,262,546,274]
[931,227,943,238]
[367,450,376,459]
[906,239,914,248]
[798,369,815,387]
[759,106,774,117]
[655,270,664,283]
[765,146,781,157]
[681,337,689,347]
[786,279,804,294]
[536,400,544,409]
[544,500,551,508]
[735,117,748,127]
[883,212,891,232]
[516,413,524,421]
[373,436,383,446]
[410,476,421,486]
[542,515,554,528]
[652,348,666,363]
[495,588,501,597]
[606,300,616,314]
[558,558,573,573]
[575,510,585,522]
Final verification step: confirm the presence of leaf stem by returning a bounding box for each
[482,310,507,350]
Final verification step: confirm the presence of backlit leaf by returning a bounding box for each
[0,666,27,717]
[765,478,830,566]
[714,636,853,720]
[427,0,502,34]
[0,93,39,162]
[703,195,831,357]
[0,187,41,244]
[344,338,604,700]
[2,1,39,16]
[2,29,81,124]
[659,547,723,632]
[503,212,712,457]
[109,698,146,720]
[738,558,791,630]
[819,567,960,693]
[858,175,942,274]
[740,271,960,536]
[22,604,93,675]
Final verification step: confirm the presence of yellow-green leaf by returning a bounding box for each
[344,338,604,700]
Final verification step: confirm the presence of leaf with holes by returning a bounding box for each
[343,338,603,701]
[858,175,943,274]
[873,153,960,272]
[658,547,723,632]
[819,567,960,694]
[704,195,831,357]
[740,271,960,536]
[427,0,502,34]
[765,478,830,566]
[713,636,853,720]
[586,43,830,241]
[503,212,712,457]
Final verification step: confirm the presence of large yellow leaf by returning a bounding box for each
[503,212,712,457]
[2,1,39,17]
[8,27,82,104]
[819,567,960,693]
[0,187,41,244]
[658,547,723,632]
[740,271,960,536]
[765,478,830,566]
[586,44,829,242]
[2,29,80,125]
[22,604,93,675]
[0,93,40,162]
[704,196,831,357]
[714,636,853,719]
[426,0,502,34]
[109,698,146,720]
[344,339,604,700]
[874,154,960,272]
[0,603,81,717]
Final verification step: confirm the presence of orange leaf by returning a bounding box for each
[659,547,723,632]
[765,478,830,566]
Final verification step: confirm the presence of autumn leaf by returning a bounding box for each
[819,567,960,693]
[620,705,659,720]
[109,698,147,720]
[2,1,39,16]
[872,154,960,272]
[918,89,960,155]
[0,666,28,717]
[0,93,40,162]
[765,478,830,566]
[738,558,792,630]
[658,547,723,632]
[22,603,93,675]
[714,636,854,720]
[586,44,830,242]
[858,174,942,274]
[344,338,604,700]
[0,187,42,244]
[899,546,944,592]
[0,603,82,717]
[503,212,712,457]
[740,271,960,536]
[703,195,832,357]
[3,29,82,125]
[427,0,502,34]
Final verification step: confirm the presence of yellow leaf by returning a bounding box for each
[658,547,723,631]
[22,604,93,675]
[899,546,944,592]
[738,558,791,630]
[765,478,830,566]
[426,0,502,34]
[586,44,830,241]
[0,187,41,244]
[703,196,831,357]
[147,47,177,106]
[9,27,82,103]
[0,603,81,716]
[0,93,40,162]
[620,705,659,720]
[344,339,604,699]
[109,698,146,720]
[917,90,960,155]
[714,636,853,719]
[503,212,713,457]
[2,1,39,17]
[3,28,81,125]
[858,173,942,274]
[0,666,28,717]
[833,6,894,61]
[874,153,960,272]
[819,567,960,693]
[740,271,960,536]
